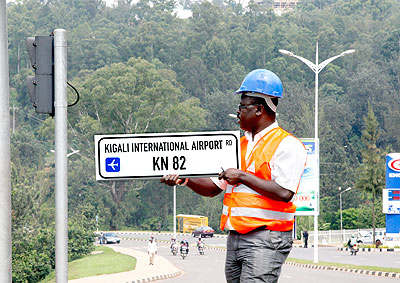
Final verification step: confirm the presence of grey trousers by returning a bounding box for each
[225,229,293,283]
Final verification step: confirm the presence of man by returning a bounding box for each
[180,238,189,252]
[99,232,104,245]
[197,236,205,254]
[161,69,307,282]
[303,230,309,248]
[147,236,157,265]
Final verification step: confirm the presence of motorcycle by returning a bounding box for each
[171,243,178,256]
[180,245,189,259]
[349,243,359,256]
[197,242,205,255]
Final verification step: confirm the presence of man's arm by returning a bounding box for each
[218,135,307,202]
[160,174,223,197]
[219,169,294,202]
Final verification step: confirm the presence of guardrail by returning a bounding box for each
[115,231,228,238]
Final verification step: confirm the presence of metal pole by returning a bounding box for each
[12,104,15,134]
[340,191,343,243]
[173,185,176,238]
[54,29,68,283]
[279,44,354,264]
[313,42,319,264]
[0,1,12,282]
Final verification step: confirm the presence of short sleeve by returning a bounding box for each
[270,136,307,193]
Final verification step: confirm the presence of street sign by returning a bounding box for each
[95,131,240,180]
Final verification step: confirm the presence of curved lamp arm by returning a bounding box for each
[280,49,355,74]
[279,49,317,73]
[317,49,356,73]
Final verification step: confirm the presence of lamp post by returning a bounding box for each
[173,185,176,239]
[339,186,352,243]
[279,43,355,263]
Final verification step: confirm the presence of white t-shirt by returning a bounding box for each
[212,121,307,194]
[147,241,158,253]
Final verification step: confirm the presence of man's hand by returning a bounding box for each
[218,168,243,185]
[160,174,183,186]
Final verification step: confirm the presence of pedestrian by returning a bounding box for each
[99,232,104,245]
[303,230,308,248]
[147,236,157,265]
[161,69,307,283]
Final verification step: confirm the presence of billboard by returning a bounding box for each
[294,138,320,216]
[384,153,400,214]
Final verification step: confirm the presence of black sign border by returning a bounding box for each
[97,132,240,180]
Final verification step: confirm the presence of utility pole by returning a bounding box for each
[54,29,68,283]
[0,1,12,282]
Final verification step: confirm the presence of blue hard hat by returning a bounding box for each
[235,69,283,98]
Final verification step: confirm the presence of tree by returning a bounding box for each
[67,57,206,229]
[355,102,385,246]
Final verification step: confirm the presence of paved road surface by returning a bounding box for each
[119,239,400,283]
[119,232,400,268]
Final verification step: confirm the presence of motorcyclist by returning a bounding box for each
[170,237,178,254]
[196,237,205,254]
[196,237,204,248]
[347,235,358,255]
[180,238,189,254]
[350,234,357,246]
[170,237,177,248]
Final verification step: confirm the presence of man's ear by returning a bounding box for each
[255,104,264,116]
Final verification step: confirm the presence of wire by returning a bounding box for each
[17,110,46,124]
[67,81,80,107]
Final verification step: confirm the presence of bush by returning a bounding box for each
[12,228,55,283]
[12,205,97,282]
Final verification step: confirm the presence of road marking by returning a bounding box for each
[283,275,292,278]
[394,261,400,264]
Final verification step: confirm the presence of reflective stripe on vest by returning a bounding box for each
[226,183,261,194]
[220,127,298,233]
[223,205,295,221]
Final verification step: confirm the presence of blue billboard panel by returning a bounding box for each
[384,153,400,214]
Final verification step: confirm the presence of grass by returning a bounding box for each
[40,246,136,283]
[286,257,400,274]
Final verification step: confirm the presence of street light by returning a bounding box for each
[173,185,177,239]
[50,149,80,158]
[279,43,355,263]
[339,186,352,243]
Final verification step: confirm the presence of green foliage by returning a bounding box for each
[8,1,400,279]
[355,102,386,244]
[12,228,54,283]
[68,205,97,261]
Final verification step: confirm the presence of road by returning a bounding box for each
[118,232,400,268]
[117,234,400,283]
[290,246,400,269]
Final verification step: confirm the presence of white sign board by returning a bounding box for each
[95,131,241,180]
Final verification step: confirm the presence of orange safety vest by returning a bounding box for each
[220,127,302,233]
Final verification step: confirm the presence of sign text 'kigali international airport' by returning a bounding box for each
[95,131,240,180]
